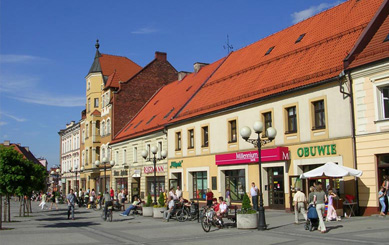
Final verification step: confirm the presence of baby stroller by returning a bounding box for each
[305,204,319,231]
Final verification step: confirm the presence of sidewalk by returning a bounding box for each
[1,201,388,245]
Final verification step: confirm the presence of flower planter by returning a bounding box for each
[237,213,258,229]
[142,207,153,217]
[153,207,166,218]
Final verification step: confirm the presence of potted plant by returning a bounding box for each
[142,193,154,217]
[153,193,166,218]
[237,193,258,229]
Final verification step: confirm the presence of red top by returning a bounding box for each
[206,191,213,200]
[213,203,220,212]
[110,189,114,197]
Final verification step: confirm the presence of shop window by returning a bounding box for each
[228,120,237,143]
[313,100,326,130]
[377,154,389,188]
[116,178,128,192]
[147,176,165,198]
[286,106,297,134]
[225,169,246,201]
[201,126,209,147]
[193,171,207,200]
[188,129,194,149]
[263,112,272,137]
[176,132,182,151]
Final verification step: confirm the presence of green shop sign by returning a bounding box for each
[170,160,183,168]
[297,144,336,157]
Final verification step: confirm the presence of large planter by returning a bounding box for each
[153,207,166,218]
[237,213,258,229]
[142,207,153,217]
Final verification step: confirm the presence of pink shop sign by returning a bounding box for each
[144,166,164,174]
[215,147,289,166]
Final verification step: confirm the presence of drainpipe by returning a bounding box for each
[339,70,360,215]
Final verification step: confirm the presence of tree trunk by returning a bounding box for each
[7,195,11,222]
[19,197,22,217]
[22,196,26,217]
[0,194,2,229]
[26,198,30,216]
[29,198,33,213]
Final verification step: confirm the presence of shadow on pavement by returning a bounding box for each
[36,216,88,222]
[40,221,99,228]
[326,225,343,233]
[45,210,92,216]
[267,223,294,230]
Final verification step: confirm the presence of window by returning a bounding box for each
[228,120,237,143]
[225,170,246,201]
[101,148,105,159]
[94,98,99,108]
[158,141,162,158]
[147,144,151,158]
[263,112,272,137]
[87,98,91,112]
[201,126,209,147]
[295,33,306,43]
[176,132,181,151]
[133,147,138,162]
[147,176,165,198]
[193,171,207,200]
[384,33,389,42]
[265,46,274,55]
[115,151,119,165]
[123,149,127,164]
[101,121,105,136]
[86,124,89,138]
[313,100,326,129]
[381,86,389,119]
[188,129,194,149]
[107,119,111,135]
[102,94,105,107]
[286,106,297,133]
[87,81,90,90]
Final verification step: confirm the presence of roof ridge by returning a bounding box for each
[180,64,343,118]
[101,53,134,60]
[204,23,367,89]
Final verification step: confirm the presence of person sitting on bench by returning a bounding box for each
[120,196,141,216]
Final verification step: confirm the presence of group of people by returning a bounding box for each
[379,176,389,216]
[293,182,339,234]
[37,191,60,210]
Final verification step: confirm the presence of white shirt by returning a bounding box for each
[293,191,306,203]
[169,191,177,200]
[175,189,182,198]
[250,186,258,196]
[168,200,175,209]
[219,202,228,213]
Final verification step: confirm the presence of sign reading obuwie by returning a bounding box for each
[297,144,336,157]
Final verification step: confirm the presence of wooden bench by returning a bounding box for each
[223,205,237,226]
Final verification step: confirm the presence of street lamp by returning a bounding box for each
[141,146,167,205]
[69,166,84,194]
[95,157,115,194]
[240,120,277,231]
[50,168,60,192]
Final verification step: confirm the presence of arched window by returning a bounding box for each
[101,121,105,136]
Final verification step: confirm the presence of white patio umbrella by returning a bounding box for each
[300,162,363,179]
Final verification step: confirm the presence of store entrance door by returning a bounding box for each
[169,173,182,190]
[268,167,285,209]
[131,178,140,201]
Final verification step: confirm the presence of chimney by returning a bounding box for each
[178,71,192,81]
[3,140,10,146]
[155,51,167,61]
[194,62,208,73]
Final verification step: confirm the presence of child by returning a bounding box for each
[379,186,386,216]
[38,192,47,210]
[326,190,338,221]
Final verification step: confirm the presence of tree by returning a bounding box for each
[241,193,253,214]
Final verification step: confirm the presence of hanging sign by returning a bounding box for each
[170,160,183,168]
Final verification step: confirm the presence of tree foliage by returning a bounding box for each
[144,193,152,207]
[239,193,256,214]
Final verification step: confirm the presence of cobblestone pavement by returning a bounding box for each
[1,201,388,245]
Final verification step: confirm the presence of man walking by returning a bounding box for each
[67,189,76,220]
[250,182,259,211]
[293,187,307,224]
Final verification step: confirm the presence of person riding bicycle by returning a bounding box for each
[102,191,113,220]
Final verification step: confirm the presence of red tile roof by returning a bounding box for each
[345,0,389,69]
[0,142,41,165]
[90,109,101,116]
[112,58,227,143]
[173,0,384,121]
[99,54,142,88]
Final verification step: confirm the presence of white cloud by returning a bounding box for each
[0,54,49,64]
[0,112,26,122]
[131,27,158,35]
[291,1,345,24]
[0,74,84,107]
[0,121,7,126]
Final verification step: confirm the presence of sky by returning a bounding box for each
[0,0,345,168]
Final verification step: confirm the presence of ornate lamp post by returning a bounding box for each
[141,146,167,205]
[95,158,115,194]
[69,166,84,194]
[240,121,277,231]
[50,168,61,192]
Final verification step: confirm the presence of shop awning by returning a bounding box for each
[300,162,363,179]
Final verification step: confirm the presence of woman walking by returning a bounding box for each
[314,185,327,233]
[379,186,386,216]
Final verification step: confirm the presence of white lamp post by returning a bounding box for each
[95,157,115,194]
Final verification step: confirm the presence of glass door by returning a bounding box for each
[268,167,285,209]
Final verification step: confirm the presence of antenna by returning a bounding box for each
[223,35,233,54]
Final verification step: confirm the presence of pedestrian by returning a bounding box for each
[49,191,59,210]
[379,186,386,216]
[326,190,338,221]
[38,191,47,210]
[169,187,177,200]
[313,185,327,233]
[67,189,76,220]
[308,186,315,204]
[382,176,389,208]
[250,182,259,211]
[175,186,182,199]
[293,187,307,224]
[163,196,175,222]
[110,187,114,200]
[206,188,214,207]
[225,188,231,206]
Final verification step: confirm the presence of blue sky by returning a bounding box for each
[0,0,344,168]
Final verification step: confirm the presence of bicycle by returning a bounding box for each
[201,207,223,232]
[101,205,113,222]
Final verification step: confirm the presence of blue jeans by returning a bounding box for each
[122,205,136,215]
[380,199,386,213]
[252,196,258,211]
[67,204,74,219]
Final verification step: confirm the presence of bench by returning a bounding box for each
[223,205,237,226]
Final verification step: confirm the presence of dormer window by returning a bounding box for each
[295,33,306,43]
[265,46,274,55]
[384,33,389,42]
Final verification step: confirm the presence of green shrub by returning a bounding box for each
[144,193,152,207]
[158,192,165,207]
[238,193,256,214]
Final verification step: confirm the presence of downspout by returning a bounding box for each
[339,70,360,215]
